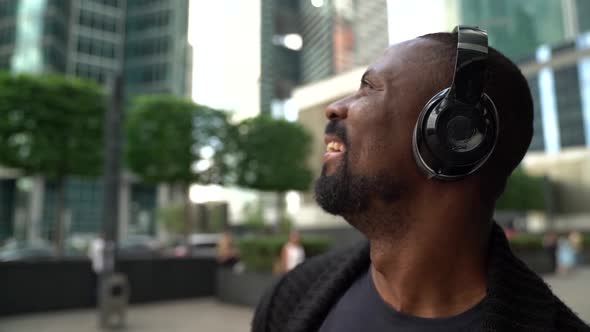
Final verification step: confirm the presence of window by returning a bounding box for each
[44,18,67,43]
[77,37,117,59]
[555,65,585,148]
[88,0,119,8]
[75,63,108,83]
[126,63,168,84]
[0,0,17,19]
[126,10,170,33]
[0,26,15,46]
[127,0,163,8]
[0,180,15,240]
[42,179,105,235]
[44,46,66,72]
[78,9,118,33]
[125,36,170,58]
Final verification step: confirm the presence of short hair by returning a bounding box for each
[418,32,534,199]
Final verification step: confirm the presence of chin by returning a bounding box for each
[314,165,367,216]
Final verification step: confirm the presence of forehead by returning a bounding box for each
[368,38,445,82]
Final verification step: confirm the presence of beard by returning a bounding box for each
[315,120,407,236]
[314,155,368,215]
[314,151,405,218]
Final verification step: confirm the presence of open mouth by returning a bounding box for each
[326,141,345,153]
[323,138,346,163]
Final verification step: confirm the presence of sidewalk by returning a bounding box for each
[1,269,588,331]
[0,298,253,332]
[544,267,590,322]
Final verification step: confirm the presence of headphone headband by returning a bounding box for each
[449,26,488,106]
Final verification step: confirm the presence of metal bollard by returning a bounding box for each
[99,273,130,329]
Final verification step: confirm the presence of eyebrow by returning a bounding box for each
[361,68,376,81]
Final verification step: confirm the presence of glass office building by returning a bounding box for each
[0,0,191,240]
[260,0,388,115]
[459,0,590,153]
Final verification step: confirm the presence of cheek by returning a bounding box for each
[346,101,415,174]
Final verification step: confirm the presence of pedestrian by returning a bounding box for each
[88,233,105,275]
[557,234,576,275]
[543,230,558,273]
[216,231,239,267]
[569,230,583,266]
[88,233,105,304]
[280,230,305,273]
[252,26,589,331]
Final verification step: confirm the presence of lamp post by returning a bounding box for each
[99,73,124,328]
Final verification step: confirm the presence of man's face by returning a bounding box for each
[315,40,445,217]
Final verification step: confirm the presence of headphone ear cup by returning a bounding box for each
[413,90,499,180]
[412,89,449,179]
[446,115,475,145]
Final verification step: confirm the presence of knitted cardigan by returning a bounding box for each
[252,224,590,332]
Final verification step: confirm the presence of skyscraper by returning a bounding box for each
[0,0,191,241]
[459,0,590,153]
[124,0,191,98]
[260,0,389,115]
[0,0,191,99]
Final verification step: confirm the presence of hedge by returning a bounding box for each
[237,236,333,272]
[508,232,590,251]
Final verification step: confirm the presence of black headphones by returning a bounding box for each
[412,25,499,180]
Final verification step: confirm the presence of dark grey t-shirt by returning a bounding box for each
[318,267,483,332]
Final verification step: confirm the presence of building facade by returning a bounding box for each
[459,0,590,153]
[260,0,388,116]
[0,0,191,242]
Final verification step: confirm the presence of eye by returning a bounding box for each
[360,78,373,89]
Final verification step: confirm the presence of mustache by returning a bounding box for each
[325,120,348,145]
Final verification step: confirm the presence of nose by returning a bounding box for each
[325,96,349,121]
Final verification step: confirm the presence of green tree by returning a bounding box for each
[0,73,105,255]
[125,95,234,239]
[496,168,546,211]
[235,115,313,226]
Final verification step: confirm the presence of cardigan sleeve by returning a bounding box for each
[251,274,288,332]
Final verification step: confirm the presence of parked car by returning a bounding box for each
[163,233,221,258]
[187,233,221,257]
[0,240,56,262]
[118,235,160,259]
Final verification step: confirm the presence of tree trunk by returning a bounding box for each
[54,177,66,257]
[275,191,285,232]
[182,183,192,244]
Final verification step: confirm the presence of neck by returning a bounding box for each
[349,185,492,318]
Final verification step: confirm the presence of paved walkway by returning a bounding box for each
[544,267,590,322]
[0,299,253,332]
[1,269,588,331]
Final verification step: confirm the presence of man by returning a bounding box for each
[252,27,590,332]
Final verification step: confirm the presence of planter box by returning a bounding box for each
[216,267,278,307]
[512,248,555,275]
[0,257,216,316]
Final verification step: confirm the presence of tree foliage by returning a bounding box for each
[125,95,235,240]
[0,73,105,177]
[0,73,105,255]
[496,168,546,211]
[124,95,234,185]
[234,115,313,192]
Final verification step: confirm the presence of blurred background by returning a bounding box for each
[0,0,589,331]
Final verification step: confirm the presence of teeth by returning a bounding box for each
[326,141,344,153]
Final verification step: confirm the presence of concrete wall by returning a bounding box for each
[523,149,590,214]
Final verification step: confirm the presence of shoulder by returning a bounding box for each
[251,241,369,332]
[553,297,590,331]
